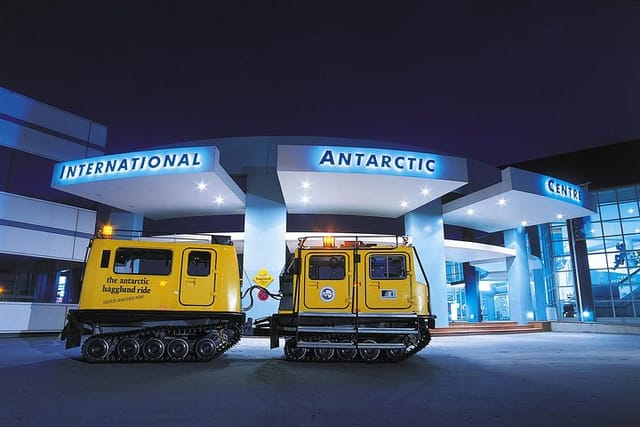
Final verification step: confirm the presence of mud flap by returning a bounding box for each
[61,311,83,349]
[270,316,280,349]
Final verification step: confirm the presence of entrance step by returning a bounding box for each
[432,321,551,336]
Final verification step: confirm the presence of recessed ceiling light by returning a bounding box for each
[400,201,408,208]
[301,195,310,204]
[421,187,430,196]
[498,198,506,206]
[196,181,207,191]
[556,213,564,219]
[467,208,475,215]
[301,181,311,189]
[521,220,528,226]
[215,195,224,205]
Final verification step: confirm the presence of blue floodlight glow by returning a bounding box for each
[51,147,215,186]
[541,175,584,207]
[312,146,442,179]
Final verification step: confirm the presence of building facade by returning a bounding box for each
[1,87,637,334]
[0,88,106,332]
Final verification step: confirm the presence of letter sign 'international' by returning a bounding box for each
[51,147,215,186]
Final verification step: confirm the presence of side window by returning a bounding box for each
[370,255,406,279]
[100,250,111,268]
[309,255,345,280]
[187,251,211,277]
[114,248,172,275]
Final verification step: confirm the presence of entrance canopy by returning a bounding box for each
[51,146,245,219]
[443,167,597,232]
[50,142,596,234]
[276,145,468,218]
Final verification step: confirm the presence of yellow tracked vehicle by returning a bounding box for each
[253,235,436,363]
[61,231,244,362]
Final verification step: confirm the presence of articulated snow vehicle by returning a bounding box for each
[61,232,244,362]
[253,235,436,363]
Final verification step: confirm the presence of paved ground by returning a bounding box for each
[0,332,639,426]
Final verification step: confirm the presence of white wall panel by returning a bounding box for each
[0,226,77,260]
[0,193,95,262]
[0,118,94,162]
[0,302,77,333]
[0,88,106,147]
[76,209,97,234]
[0,192,96,232]
[73,237,92,261]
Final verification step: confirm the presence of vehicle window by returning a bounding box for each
[309,255,345,280]
[114,248,172,275]
[187,251,211,276]
[370,255,406,279]
[100,250,111,268]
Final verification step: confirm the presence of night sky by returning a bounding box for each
[1,1,639,166]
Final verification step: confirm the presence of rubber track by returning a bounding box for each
[284,324,431,363]
[81,322,242,363]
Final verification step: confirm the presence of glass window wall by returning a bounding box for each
[0,253,83,303]
[585,185,640,319]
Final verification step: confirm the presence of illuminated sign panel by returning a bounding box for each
[542,176,584,206]
[277,145,467,181]
[51,147,216,186]
[317,148,436,175]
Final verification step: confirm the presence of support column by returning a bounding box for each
[463,263,481,322]
[109,212,144,238]
[242,171,287,321]
[532,268,547,320]
[504,227,534,325]
[568,217,595,322]
[404,200,448,328]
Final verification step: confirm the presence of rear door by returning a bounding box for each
[179,248,216,306]
[364,252,412,309]
[302,252,352,310]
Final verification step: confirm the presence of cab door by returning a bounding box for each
[179,248,216,306]
[302,252,352,310]
[364,252,412,310]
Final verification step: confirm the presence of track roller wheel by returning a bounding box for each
[284,338,308,361]
[336,340,357,361]
[194,338,217,361]
[222,325,240,344]
[359,339,381,362]
[83,336,110,362]
[167,338,189,360]
[384,347,405,362]
[117,337,141,361]
[313,340,335,361]
[142,338,165,361]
